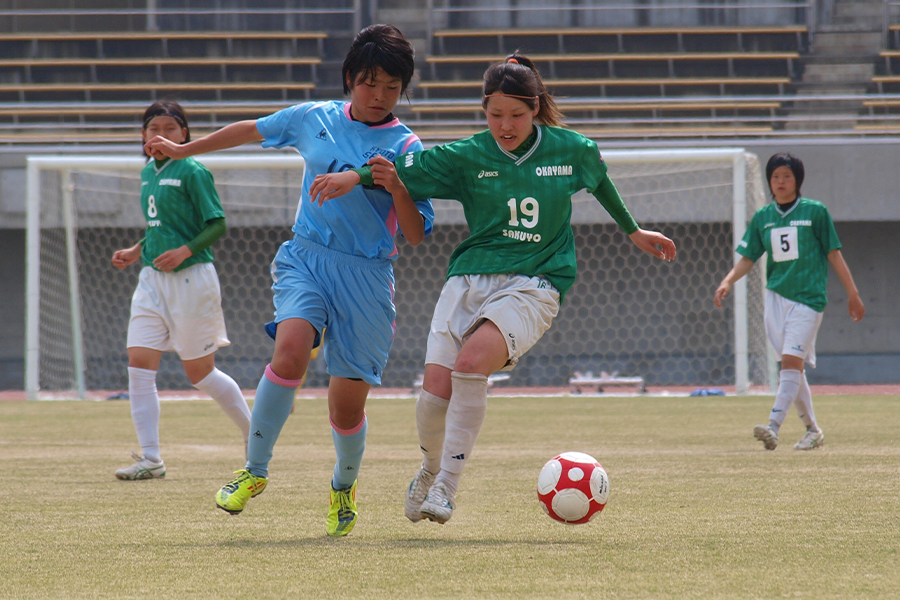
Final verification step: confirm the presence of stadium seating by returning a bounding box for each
[398,25,808,138]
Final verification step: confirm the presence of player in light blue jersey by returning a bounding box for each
[146,24,434,536]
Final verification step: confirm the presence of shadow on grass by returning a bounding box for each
[192,536,597,549]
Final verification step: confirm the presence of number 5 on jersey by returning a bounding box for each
[770,226,798,262]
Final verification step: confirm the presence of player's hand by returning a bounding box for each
[152,245,192,272]
[368,155,402,194]
[848,294,865,322]
[309,171,361,206]
[111,244,142,270]
[713,280,732,309]
[144,135,188,161]
[628,229,676,262]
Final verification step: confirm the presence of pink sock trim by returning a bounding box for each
[330,413,367,435]
[264,364,303,388]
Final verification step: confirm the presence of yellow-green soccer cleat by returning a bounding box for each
[215,469,267,515]
[326,480,358,537]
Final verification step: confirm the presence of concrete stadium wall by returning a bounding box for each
[1,139,897,389]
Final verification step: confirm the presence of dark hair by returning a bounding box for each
[481,53,564,127]
[765,152,804,199]
[142,100,190,143]
[341,24,415,94]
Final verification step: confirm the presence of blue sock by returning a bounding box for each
[246,365,301,478]
[331,415,367,490]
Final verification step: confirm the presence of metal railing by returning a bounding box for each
[0,2,362,34]
[424,0,818,52]
[3,93,900,142]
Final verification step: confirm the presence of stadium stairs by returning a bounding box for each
[3,5,900,143]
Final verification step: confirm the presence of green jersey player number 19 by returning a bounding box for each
[309,53,677,526]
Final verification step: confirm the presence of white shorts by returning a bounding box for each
[764,289,823,368]
[126,262,230,361]
[425,274,560,371]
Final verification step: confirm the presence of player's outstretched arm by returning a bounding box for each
[828,249,865,322]
[713,256,755,309]
[111,242,142,270]
[144,120,264,160]
[628,229,677,262]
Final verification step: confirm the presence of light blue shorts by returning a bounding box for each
[265,235,396,385]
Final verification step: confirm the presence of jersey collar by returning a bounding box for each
[152,157,175,176]
[774,197,802,218]
[494,125,542,166]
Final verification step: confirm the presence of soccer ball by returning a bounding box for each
[537,452,609,524]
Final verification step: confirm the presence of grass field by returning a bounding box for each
[3,392,899,599]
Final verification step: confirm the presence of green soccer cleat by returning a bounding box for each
[216,469,267,515]
[326,480,358,537]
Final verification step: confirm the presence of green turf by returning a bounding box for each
[3,393,898,599]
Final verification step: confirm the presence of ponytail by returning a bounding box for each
[482,53,564,127]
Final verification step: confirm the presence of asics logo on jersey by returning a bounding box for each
[478,170,499,178]
[158,178,182,187]
[535,165,573,177]
[790,220,812,226]
[764,223,775,229]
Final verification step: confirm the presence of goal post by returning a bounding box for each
[25,148,771,400]
[598,148,758,393]
[25,154,306,400]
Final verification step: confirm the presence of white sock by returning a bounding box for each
[194,368,251,441]
[416,389,450,475]
[128,366,161,462]
[439,371,489,498]
[769,369,802,434]
[794,372,819,432]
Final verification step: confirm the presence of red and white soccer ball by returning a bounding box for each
[537,452,609,524]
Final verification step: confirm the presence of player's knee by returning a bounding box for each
[270,351,308,381]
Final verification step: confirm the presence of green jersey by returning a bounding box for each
[140,157,225,272]
[393,126,639,301]
[737,197,841,312]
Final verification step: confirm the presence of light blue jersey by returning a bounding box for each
[257,100,434,260]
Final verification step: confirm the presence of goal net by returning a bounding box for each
[26,149,771,399]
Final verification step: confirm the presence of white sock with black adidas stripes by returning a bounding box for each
[438,371,489,499]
